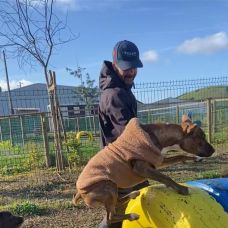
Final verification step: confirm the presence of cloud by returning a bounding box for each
[23,0,77,11]
[56,0,74,3]
[54,0,124,11]
[23,0,128,12]
[55,0,77,9]
[177,32,228,54]
[142,50,159,63]
[0,79,33,91]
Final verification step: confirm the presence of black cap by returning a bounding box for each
[112,40,143,70]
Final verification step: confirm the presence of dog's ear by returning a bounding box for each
[181,114,191,123]
[181,114,197,133]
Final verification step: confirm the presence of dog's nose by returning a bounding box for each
[16,216,24,225]
[209,145,215,154]
[204,145,215,157]
[198,144,215,157]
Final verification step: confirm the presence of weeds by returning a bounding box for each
[11,202,46,216]
[195,170,221,180]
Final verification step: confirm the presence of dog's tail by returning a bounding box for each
[72,192,81,205]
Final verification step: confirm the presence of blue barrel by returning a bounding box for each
[187,178,228,212]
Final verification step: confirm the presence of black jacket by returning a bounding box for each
[98,61,137,147]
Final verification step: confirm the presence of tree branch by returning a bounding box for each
[0,0,77,82]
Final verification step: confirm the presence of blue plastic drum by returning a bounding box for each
[187,178,228,212]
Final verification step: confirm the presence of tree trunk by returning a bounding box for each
[44,68,64,171]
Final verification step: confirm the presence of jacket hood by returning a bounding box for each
[99,61,131,90]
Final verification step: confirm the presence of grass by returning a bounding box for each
[0,170,76,217]
[195,170,222,180]
[0,169,225,218]
[0,151,226,223]
[178,85,228,100]
[11,202,46,216]
[0,199,74,216]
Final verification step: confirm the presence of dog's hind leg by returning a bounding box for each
[104,193,139,225]
[99,202,117,228]
[106,200,139,224]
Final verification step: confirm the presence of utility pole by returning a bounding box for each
[2,50,14,115]
[18,81,23,88]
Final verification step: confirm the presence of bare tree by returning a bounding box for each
[0,0,76,83]
[0,0,77,170]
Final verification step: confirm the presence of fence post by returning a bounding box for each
[93,115,96,135]
[0,126,2,141]
[20,115,25,146]
[207,98,212,143]
[8,116,13,145]
[76,117,79,132]
[212,100,216,135]
[176,105,179,124]
[41,113,50,168]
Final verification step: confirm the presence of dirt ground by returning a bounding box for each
[0,151,227,228]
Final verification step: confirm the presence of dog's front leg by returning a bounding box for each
[117,191,140,206]
[159,155,197,169]
[132,160,189,195]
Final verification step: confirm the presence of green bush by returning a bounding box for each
[23,143,44,170]
[64,131,97,167]
[0,164,27,176]
[0,142,45,176]
[12,202,46,216]
[212,131,228,145]
[0,140,21,154]
[64,132,81,168]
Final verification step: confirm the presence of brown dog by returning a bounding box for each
[73,115,214,226]
[0,211,24,228]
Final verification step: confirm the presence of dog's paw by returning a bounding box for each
[129,213,140,221]
[129,191,140,199]
[178,186,190,195]
[195,156,204,162]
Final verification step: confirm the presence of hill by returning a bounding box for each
[178,86,228,101]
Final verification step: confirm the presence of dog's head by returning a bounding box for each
[0,211,24,228]
[179,115,215,157]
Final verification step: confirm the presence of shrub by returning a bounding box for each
[64,132,81,168]
[23,143,45,170]
[12,202,46,216]
[64,131,94,167]
[0,140,21,154]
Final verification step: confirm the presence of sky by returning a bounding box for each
[0,0,228,90]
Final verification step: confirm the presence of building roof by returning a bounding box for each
[0,83,99,116]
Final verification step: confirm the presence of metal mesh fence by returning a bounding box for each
[133,77,228,154]
[0,113,47,175]
[0,76,227,176]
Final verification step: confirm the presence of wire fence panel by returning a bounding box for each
[0,113,47,175]
[0,76,227,175]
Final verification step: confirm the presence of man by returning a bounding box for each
[98,40,148,227]
[99,40,143,147]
